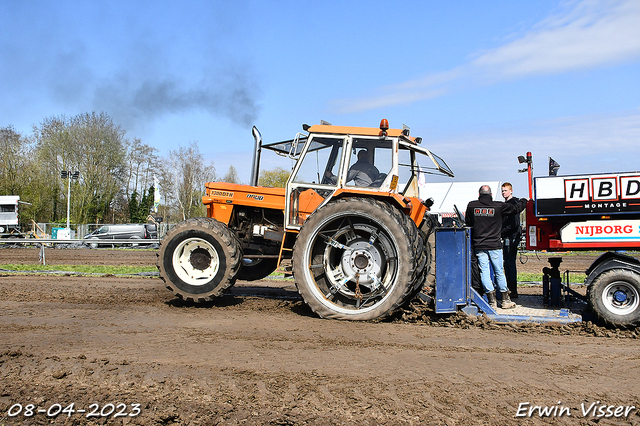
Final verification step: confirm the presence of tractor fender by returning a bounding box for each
[584,252,640,286]
[330,190,426,226]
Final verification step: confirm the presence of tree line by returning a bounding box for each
[0,111,290,228]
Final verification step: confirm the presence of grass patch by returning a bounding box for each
[518,272,586,284]
[0,264,156,275]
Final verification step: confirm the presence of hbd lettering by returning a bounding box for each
[516,401,636,418]
[565,175,640,205]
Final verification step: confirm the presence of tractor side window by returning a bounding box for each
[291,138,343,186]
[345,142,392,188]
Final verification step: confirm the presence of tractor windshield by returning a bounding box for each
[290,137,343,185]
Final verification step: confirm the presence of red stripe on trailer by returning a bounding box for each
[548,240,640,250]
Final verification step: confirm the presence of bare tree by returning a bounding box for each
[222,165,240,184]
[124,138,158,200]
[162,142,217,221]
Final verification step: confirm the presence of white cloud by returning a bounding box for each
[332,87,449,114]
[425,109,640,188]
[473,0,640,76]
[334,0,640,113]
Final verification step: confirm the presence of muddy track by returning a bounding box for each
[1,247,639,425]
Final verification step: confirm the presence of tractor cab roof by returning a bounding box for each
[262,119,420,156]
[261,119,453,178]
[305,124,418,143]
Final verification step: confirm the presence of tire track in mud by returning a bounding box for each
[6,349,633,426]
[2,267,640,424]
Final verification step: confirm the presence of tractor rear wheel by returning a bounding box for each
[292,198,419,320]
[588,269,640,327]
[157,217,241,302]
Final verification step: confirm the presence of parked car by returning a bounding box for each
[84,224,157,248]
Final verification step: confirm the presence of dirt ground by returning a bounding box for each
[0,246,639,425]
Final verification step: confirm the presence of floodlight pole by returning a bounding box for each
[61,170,79,234]
[66,175,71,231]
[517,152,533,199]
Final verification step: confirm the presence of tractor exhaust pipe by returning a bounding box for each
[250,126,262,187]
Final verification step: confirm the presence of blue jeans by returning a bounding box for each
[475,249,508,293]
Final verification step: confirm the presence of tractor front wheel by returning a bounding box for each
[157,218,241,302]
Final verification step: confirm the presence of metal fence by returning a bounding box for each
[0,222,183,249]
[21,222,175,240]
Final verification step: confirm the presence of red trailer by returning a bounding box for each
[525,162,640,327]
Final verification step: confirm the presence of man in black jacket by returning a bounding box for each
[465,185,527,309]
[501,182,522,298]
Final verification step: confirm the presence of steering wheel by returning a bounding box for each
[321,171,336,185]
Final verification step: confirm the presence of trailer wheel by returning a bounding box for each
[293,198,418,320]
[157,217,241,302]
[588,269,640,327]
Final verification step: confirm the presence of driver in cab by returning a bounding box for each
[324,150,380,187]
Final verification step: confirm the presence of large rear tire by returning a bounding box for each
[406,233,435,302]
[588,269,640,327]
[157,217,241,302]
[292,198,419,320]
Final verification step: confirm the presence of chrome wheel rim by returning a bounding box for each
[602,281,640,316]
[303,213,399,314]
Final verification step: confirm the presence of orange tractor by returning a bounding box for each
[158,120,454,320]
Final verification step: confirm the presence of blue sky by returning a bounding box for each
[2,0,640,198]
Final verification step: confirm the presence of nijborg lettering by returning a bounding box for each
[575,225,633,236]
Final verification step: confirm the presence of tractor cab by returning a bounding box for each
[261,120,454,229]
[162,119,456,321]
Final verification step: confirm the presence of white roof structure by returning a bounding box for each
[419,181,501,217]
[0,195,20,203]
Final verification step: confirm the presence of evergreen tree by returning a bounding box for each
[128,191,139,223]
